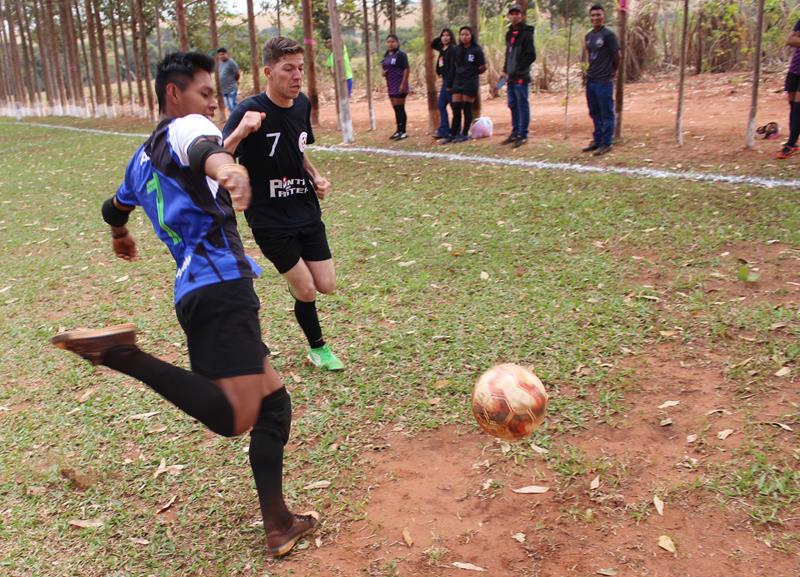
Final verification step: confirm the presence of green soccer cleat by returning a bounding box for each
[307,344,344,371]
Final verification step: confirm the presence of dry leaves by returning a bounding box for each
[512,532,526,543]
[480,271,489,280]
[130,537,149,545]
[529,443,549,454]
[402,527,413,547]
[596,569,618,576]
[590,476,600,490]
[717,429,734,440]
[512,485,549,494]
[653,495,664,516]
[660,418,673,426]
[129,411,160,421]
[658,535,677,554]
[658,400,680,409]
[156,495,177,514]
[452,561,487,572]
[68,518,104,529]
[303,480,331,490]
[153,458,187,479]
[774,367,791,377]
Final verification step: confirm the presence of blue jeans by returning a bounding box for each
[436,83,451,136]
[347,78,353,97]
[586,80,615,146]
[507,80,530,138]
[223,90,238,112]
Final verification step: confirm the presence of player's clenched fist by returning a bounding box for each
[236,111,266,137]
[218,164,252,211]
[313,175,331,200]
[112,231,138,261]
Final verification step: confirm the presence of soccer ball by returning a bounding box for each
[471,363,548,441]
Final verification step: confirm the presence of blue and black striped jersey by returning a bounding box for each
[115,114,261,304]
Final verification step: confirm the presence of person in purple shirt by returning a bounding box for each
[382,34,410,140]
[777,20,800,159]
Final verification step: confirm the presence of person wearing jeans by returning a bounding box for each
[500,4,536,148]
[431,28,455,139]
[581,4,620,156]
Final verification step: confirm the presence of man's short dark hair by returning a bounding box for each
[507,4,523,13]
[155,52,215,113]
[589,4,604,11]
[263,37,304,66]
[216,47,228,54]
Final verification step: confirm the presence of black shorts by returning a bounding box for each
[786,72,800,93]
[175,278,269,380]
[252,220,332,274]
[452,79,479,97]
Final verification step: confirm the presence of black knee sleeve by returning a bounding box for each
[251,386,292,445]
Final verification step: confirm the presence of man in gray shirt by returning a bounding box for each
[217,47,241,112]
[581,5,620,156]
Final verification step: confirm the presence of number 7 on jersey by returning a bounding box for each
[266,132,281,157]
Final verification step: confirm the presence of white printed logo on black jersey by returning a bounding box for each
[298,131,308,152]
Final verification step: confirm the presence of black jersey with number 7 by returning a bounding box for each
[222,92,320,231]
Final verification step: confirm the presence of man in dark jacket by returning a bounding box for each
[501,4,536,148]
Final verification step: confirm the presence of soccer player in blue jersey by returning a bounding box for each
[223,37,344,372]
[50,52,318,558]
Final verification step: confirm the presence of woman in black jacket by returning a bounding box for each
[431,28,455,139]
[445,26,486,143]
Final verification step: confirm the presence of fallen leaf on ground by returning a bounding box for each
[130,537,149,545]
[146,424,167,434]
[596,569,618,576]
[452,562,487,572]
[658,400,680,409]
[153,459,187,479]
[433,379,450,389]
[156,495,177,514]
[480,271,489,280]
[529,443,549,454]
[60,467,94,491]
[686,434,698,443]
[590,475,600,490]
[660,418,673,426]
[397,260,416,267]
[303,480,331,490]
[717,429,734,440]
[774,367,791,377]
[129,411,160,420]
[315,536,322,548]
[512,532,526,543]
[68,519,104,529]
[658,535,677,554]
[653,495,664,515]
[77,387,97,403]
[512,485,549,494]
[402,527,413,547]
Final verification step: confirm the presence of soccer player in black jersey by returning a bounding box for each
[51,52,318,557]
[223,37,344,371]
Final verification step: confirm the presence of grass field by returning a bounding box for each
[0,120,798,576]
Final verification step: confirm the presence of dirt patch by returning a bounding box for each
[274,339,798,577]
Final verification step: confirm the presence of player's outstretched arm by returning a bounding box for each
[102,197,137,261]
[223,111,266,155]
[304,156,330,200]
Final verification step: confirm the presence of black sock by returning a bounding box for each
[462,101,473,136]
[102,345,236,436]
[789,101,800,147]
[392,104,402,132]
[250,387,293,533]
[294,299,324,349]
[398,104,407,132]
[450,102,463,136]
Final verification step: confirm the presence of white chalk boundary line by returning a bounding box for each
[4,121,799,189]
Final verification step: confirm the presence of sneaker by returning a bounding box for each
[267,511,320,558]
[389,131,401,140]
[776,144,798,159]
[512,137,528,148]
[452,134,470,143]
[582,142,599,152]
[307,344,344,371]
[592,145,612,156]
[501,134,518,145]
[433,132,449,139]
[395,132,408,140]
[51,324,137,365]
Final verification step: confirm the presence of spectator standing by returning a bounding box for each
[501,4,536,148]
[217,47,241,113]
